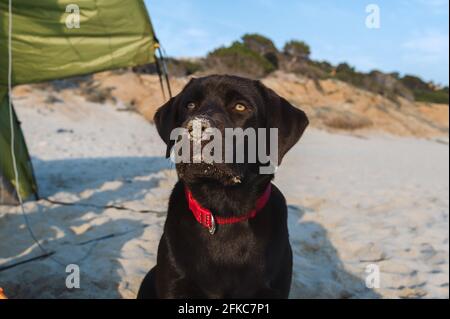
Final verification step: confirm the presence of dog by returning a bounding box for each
[138,75,308,299]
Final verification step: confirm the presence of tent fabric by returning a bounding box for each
[0,0,157,203]
[0,0,156,87]
[0,90,38,203]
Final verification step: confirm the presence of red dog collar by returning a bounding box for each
[185,184,272,235]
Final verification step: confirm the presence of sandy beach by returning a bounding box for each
[0,86,448,299]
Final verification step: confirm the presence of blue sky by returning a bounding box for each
[145,0,449,85]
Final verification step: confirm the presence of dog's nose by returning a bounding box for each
[186,117,211,137]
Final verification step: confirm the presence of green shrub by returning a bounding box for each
[306,60,334,79]
[207,41,276,77]
[335,63,366,87]
[183,60,203,75]
[241,34,279,68]
[284,40,311,58]
[413,89,449,104]
[167,59,204,76]
[336,63,354,73]
[401,75,449,104]
[311,60,333,74]
[242,33,278,54]
[401,75,429,91]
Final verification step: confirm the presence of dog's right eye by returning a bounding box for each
[186,102,196,110]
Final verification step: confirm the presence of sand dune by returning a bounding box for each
[83,70,449,138]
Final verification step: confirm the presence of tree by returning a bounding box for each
[241,33,278,55]
[283,40,311,59]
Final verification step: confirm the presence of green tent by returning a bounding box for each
[0,0,159,204]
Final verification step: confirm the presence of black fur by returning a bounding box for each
[138,75,308,299]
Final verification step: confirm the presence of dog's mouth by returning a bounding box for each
[176,163,243,186]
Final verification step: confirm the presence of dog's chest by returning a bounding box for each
[194,227,271,296]
[205,228,262,263]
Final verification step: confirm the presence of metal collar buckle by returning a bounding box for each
[208,214,216,235]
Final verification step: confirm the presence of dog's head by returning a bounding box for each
[154,75,308,186]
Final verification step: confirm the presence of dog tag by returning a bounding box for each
[209,215,216,235]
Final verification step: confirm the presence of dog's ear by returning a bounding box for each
[154,78,197,158]
[258,82,309,164]
[154,97,178,158]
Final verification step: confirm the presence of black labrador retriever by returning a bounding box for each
[138,75,308,299]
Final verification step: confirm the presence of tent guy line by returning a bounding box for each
[7,0,68,268]
[41,197,166,215]
[0,223,151,273]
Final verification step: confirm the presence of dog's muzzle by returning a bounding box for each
[186,117,212,140]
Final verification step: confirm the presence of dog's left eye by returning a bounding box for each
[186,102,196,110]
[234,103,247,112]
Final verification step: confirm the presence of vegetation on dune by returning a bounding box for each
[206,40,276,78]
[133,58,204,77]
[283,40,311,59]
[331,65,414,102]
[412,89,449,104]
[167,58,204,77]
[133,33,449,105]
[241,33,280,68]
[400,75,449,104]
[242,33,278,55]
